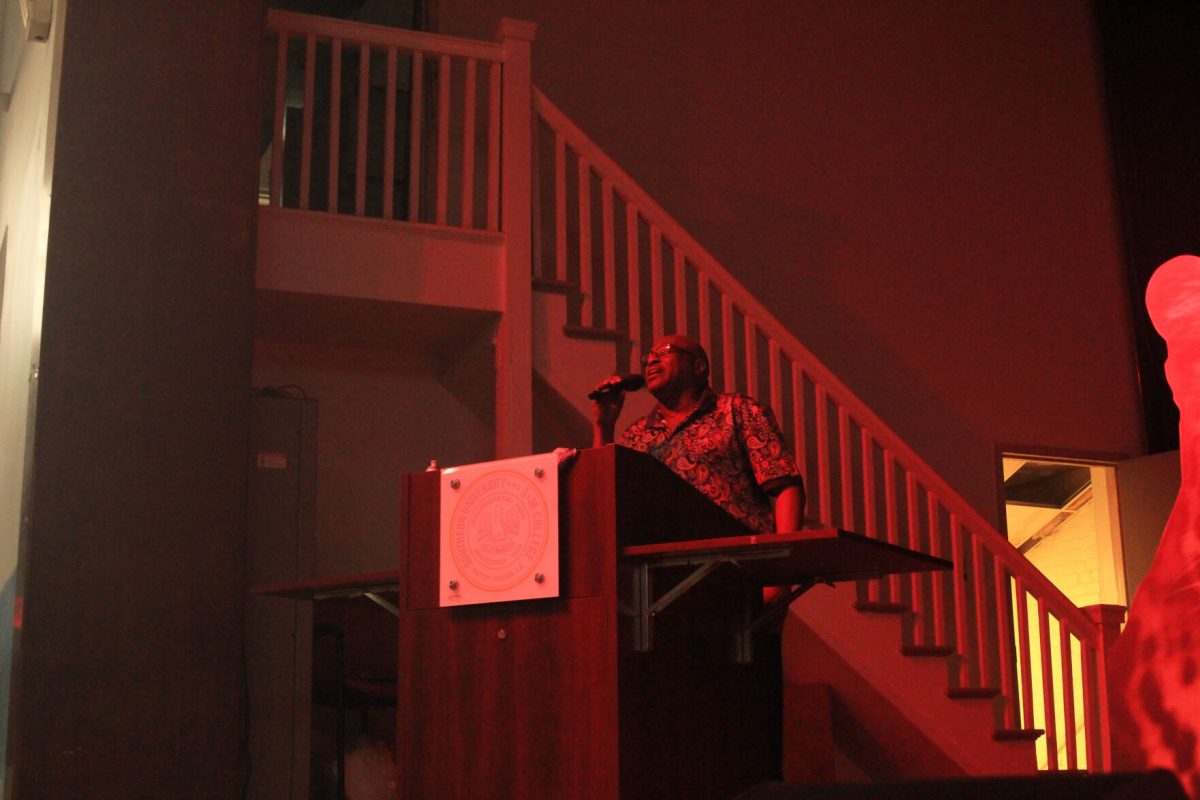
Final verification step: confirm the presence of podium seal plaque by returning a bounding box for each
[439,453,559,607]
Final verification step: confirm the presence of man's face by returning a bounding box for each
[642,338,704,395]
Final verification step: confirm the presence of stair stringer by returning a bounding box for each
[785,582,1038,778]
[531,287,657,431]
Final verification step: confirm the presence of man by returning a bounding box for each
[592,334,805,534]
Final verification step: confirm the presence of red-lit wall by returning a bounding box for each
[441,0,1145,520]
[9,3,262,797]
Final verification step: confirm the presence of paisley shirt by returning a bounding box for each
[617,389,803,532]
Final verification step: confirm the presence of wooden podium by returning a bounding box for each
[396,445,950,800]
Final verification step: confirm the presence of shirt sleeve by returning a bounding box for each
[733,395,803,492]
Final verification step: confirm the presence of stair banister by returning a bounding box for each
[536,90,1096,632]
[534,87,1115,770]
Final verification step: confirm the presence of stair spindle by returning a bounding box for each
[461,57,477,227]
[862,429,880,603]
[486,62,501,231]
[928,490,947,648]
[270,30,288,207]
[906,471,924,643]
[383,47,397,220]
[625,201,640,370]
[407,52,423,222]
[355,43,371,216]
[721,294,735,393]
[602,179,616,330]
[839,406,853,532]
[577,156,593,326]
[300,34,317,209]
[674,249,687,335]
[1012,573,1033,731]
[1037,599,1058,768]
[329,38,343,213]
[650,226,664,342]
[435,54,451,225]
[554,134,566,281]
[1060,622,1078,770]
[816,388,831,528]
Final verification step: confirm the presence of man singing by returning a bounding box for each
[591,334,805,534]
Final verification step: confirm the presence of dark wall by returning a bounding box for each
[10,2,263,797]
[1095,2,1200,454]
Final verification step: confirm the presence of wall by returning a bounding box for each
[1095,4,1200,455]
[0,0,65,792]
[1019,500,1102,609]
[1116,449,1181,601]
[437,0,1145,524]
[7,2,263,797]
[252,338,495,577]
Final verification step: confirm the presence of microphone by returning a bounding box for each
[587,373,646,400]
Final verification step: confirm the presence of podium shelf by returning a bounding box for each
[619,528,951,658]
[252,570,401,616]
[621,528,951,585]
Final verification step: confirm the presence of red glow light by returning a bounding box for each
[1108,254,1200,795]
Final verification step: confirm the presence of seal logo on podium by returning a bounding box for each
[450,470,548,591]
[439,453,560,606]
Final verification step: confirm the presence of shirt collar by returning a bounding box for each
[646,387,717,430]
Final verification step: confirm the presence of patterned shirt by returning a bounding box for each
[617,389,803,532]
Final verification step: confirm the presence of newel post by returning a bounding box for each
[1083,603,1126,771]
[494,18,537,459]
[1083,604,1126,654]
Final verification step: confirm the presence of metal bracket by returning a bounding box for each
[363,591,400,617]
[731,578,822,663]
[309,584,402,618]
[624,543,835,662]
[629,557,727,652]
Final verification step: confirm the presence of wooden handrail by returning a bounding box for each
[266,9,506,62]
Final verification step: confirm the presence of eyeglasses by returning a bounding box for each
[640,343,701,368]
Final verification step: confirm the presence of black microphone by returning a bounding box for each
[587,373,646,400]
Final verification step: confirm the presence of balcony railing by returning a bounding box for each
[264,10,504,231]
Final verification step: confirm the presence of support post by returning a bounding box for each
[1083,603,1126,655]
[494,18,537,458]
[1083,602,1126,772]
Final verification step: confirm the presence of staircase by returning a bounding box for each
[258,10,1121,779]
[528,292,1042,780]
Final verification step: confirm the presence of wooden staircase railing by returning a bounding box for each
[532,88,1114,772]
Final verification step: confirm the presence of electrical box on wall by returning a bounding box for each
[246,392,318,800]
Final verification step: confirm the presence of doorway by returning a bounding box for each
[1001,454,1127,609]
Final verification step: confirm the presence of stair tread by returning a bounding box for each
[532,277,574,294]
[563,323,623,341]
[853,600,909,614]
[947,686,1001,699]
[993,727,1045,742]
[900,644,956,657]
